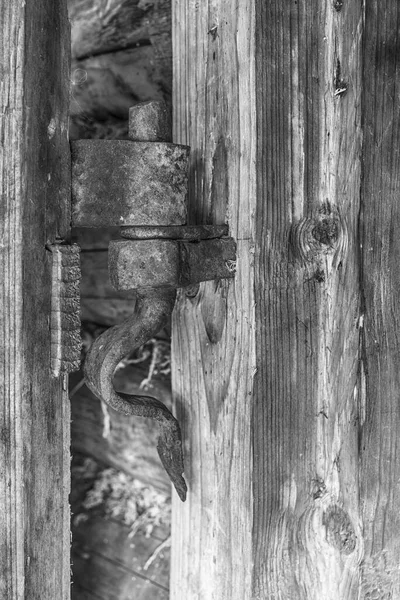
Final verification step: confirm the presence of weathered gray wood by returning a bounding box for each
[171,0,363,598]
[360,0,400,596]
[170,2,256,597]
[0,0,71,597]
[251,3,363,597]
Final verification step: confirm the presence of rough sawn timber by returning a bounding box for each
[360,0,400,596]
[171,0,364,598]
[0,0,71,598]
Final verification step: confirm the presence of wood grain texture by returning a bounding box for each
[171,1,256,598]
[253,1,363,597]
[171,0,364,598]
[0,0,71,597]
[360,1,400,597]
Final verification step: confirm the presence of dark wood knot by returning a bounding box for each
[290,203,346,266]
[323,504,356,555]
[312,218,339,247]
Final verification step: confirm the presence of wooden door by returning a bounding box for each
[1,1,72,597]
[171,0,400,598]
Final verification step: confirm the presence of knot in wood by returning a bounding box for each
[322,505,356,555]
[312,218,339,247]
[290,204,345,265]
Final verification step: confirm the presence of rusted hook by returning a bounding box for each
[84,288,187,501]
[73,100,236,503]
[76,101,188,501]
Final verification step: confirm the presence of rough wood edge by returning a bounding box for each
[50,244,82,376]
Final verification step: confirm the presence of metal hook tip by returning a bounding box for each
[157,422,187,501]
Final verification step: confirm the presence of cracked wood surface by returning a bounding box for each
[0,0,71,598]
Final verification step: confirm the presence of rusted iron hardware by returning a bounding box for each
[70,100,236,501]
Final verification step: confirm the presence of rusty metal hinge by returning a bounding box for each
[52,100,236,501]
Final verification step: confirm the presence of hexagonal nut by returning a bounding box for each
[109,239,180,290]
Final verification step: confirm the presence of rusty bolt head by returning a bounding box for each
[129,100,172,143]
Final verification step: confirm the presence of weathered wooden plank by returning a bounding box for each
[171,0,363,598]
[170,1,256,598]
[360,0,400,596]
[252,2,363,597]
[0,0,71,598]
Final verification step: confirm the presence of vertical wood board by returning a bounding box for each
[0,0,71,598]
[253,1,363,597]
[360,0,400,596]
[171,1,256,598]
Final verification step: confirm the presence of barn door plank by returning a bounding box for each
[253,1,363,597]
[0,1,71,598]
[171,1,256,598]
[360,1,400,596]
